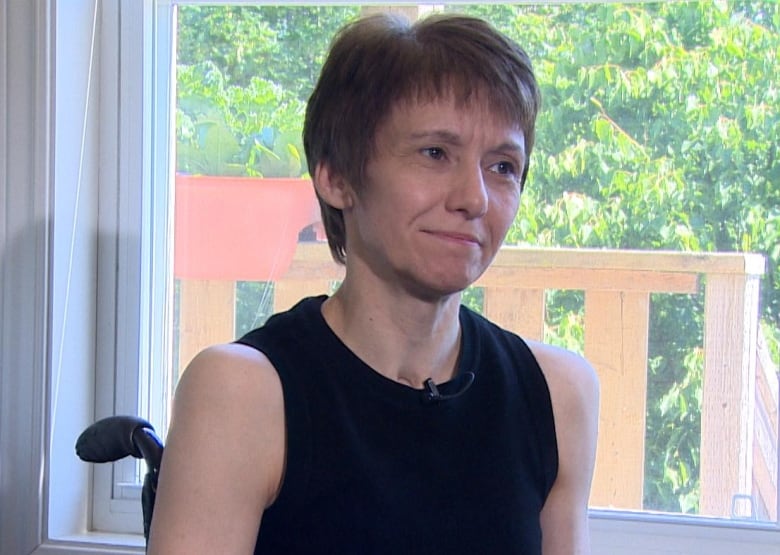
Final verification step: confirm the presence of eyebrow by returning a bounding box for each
[408,130,463,145]
[407,129,525,156]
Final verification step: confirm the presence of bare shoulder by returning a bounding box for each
[147,343,285,554]
[166,342,286,498]
[525,340,599,554]
[174,342,283,417]
[169,343,286,470]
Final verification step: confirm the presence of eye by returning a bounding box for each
[421,147,446,160]
[489,160,518,176]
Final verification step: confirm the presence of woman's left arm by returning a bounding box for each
[528,341,600,555]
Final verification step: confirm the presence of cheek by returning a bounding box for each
[490,191,521,229]
[362,182,432,222]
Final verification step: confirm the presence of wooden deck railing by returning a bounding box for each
[177,242,776,519]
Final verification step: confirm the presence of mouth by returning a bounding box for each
[425,230,482,247]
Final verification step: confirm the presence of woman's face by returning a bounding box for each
[341,93,526,300]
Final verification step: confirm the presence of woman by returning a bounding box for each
[149,12,599,554]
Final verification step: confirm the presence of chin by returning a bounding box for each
[403,261,488,298]
[429,275,480,297]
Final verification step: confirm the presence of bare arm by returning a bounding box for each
[147,343,286,554]
[528,341,600,555]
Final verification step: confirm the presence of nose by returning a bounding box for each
[446,163,489,219]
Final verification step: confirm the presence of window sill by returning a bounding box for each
[33,533,144,555]
[590,509,780,554]
[31,513,780,555]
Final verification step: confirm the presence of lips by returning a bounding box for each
[426,230,482,246]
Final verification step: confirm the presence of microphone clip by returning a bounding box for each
[422,372,475,404]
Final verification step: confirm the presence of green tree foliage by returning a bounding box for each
[178,5,359,98]
[176,6,358,176]
[454,0,779,514]
[176,2,779,516]
[462,2,779,320]
[177,61,308,176]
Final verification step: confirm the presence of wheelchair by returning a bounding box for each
[76,416,164,544]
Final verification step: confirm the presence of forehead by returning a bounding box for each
[378,92,525,146]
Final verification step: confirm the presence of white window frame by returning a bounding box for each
[1,0,778,553]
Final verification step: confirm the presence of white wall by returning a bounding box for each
[0,0,52,553]
[48,0,101,539]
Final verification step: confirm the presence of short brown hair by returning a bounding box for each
[304,12,541,264]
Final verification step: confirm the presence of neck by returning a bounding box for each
[321,284,462,388]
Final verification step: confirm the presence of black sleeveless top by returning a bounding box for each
[236,296,558,555]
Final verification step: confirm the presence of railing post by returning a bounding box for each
[753,328,779,520]
[585,290,651,509]
[273,279,332,313]
[177,279,235,379]
[482,287,545,340]
[700,268,762,516]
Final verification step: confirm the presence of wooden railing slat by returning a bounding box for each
[491,246,765,275]
[177,279,235,379]
[478,267,697,293]
[700,272,762,516]
[273,279,332,314]
[483,287,545,340]
[174,242,772,518]
[585,290,650,509]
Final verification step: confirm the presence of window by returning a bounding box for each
[3,0,777,553]
[164,0,780,524]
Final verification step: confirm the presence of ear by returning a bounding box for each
[313,161,355,210]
